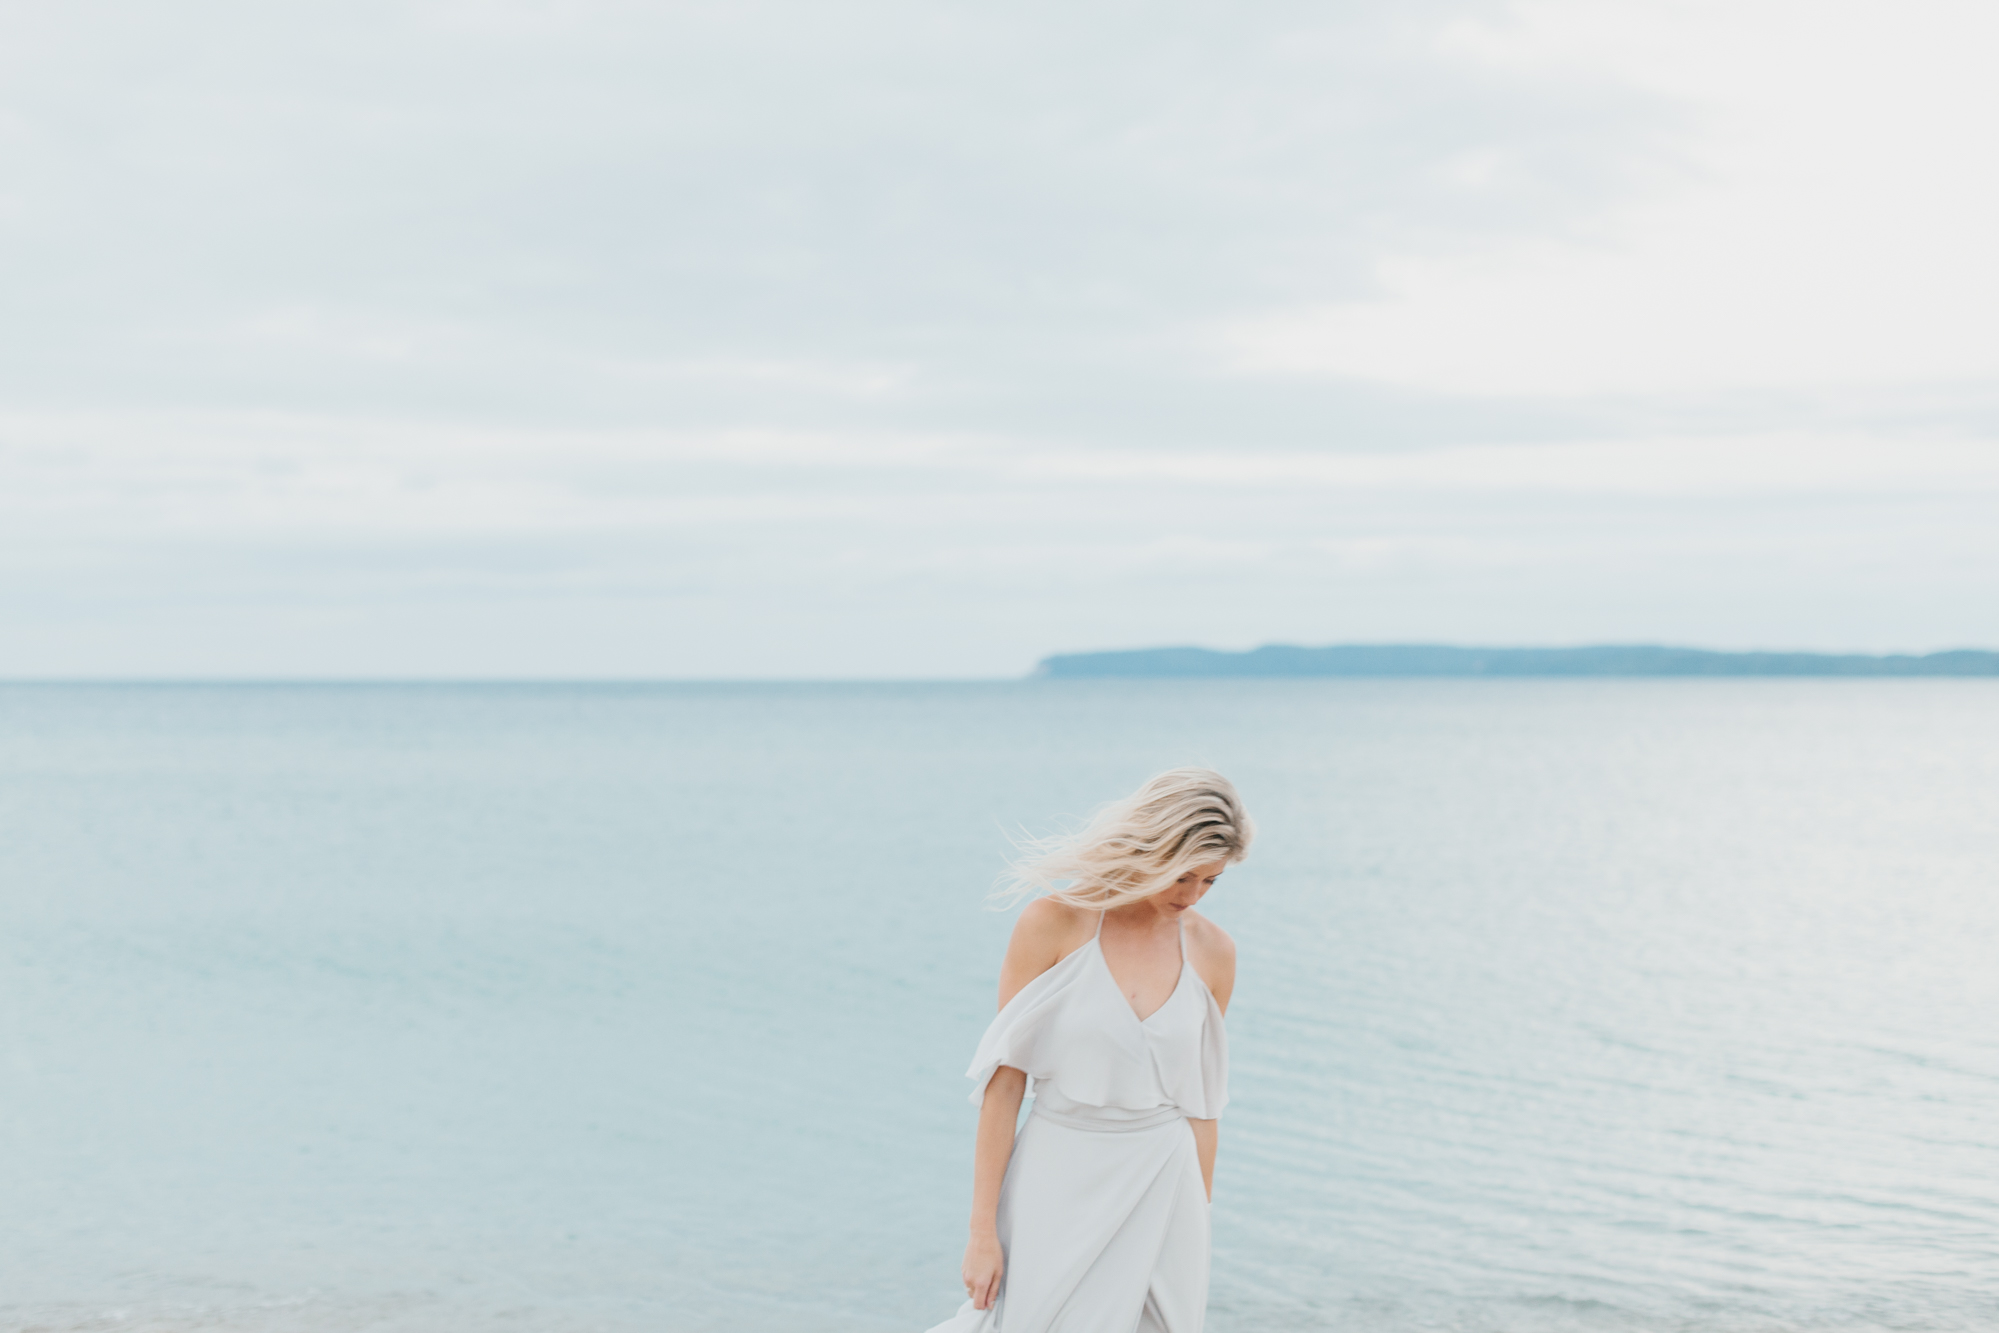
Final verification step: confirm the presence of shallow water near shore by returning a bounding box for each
[3,679,1998,1332]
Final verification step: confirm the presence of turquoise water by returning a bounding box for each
[3,681,1997,1332]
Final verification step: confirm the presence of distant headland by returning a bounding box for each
[1034,644,1999,678]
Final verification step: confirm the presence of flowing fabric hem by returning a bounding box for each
[967,1061,1225,1121]
[922,1296,1000,1333]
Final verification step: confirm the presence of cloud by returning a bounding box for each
[0,1,1649,431]
[0,1,1995,675]
[1216,0,1999,397]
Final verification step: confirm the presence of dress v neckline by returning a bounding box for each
[1094,912,1189,1026]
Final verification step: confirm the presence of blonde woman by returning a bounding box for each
[924,768,1252,1333]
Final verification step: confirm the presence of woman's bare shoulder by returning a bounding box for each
[1183,909,1238,1011]
[996,897,1096,1008]
[1011,896,1095,954]
[1018,893,1090,927]
[1183,908,1235,955]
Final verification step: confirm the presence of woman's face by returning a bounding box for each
[1155,861,1227,913]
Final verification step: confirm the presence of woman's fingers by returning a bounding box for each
[960,1238,1002,1310]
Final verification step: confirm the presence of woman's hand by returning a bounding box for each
[962,1230,1004,1310]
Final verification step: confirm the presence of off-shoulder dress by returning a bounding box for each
[924,910,1228,1333]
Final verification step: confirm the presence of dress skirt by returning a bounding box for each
[925,1095,1211,1333]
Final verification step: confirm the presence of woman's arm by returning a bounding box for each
[962,1065,1026,1309]
[1188,1117,1218,1200]
[1183,912,1235,1204]
[959,898,1092,1311]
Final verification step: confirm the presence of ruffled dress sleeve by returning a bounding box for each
[963,945,1095,1106]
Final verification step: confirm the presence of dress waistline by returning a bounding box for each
[1029,1101,1187,1133]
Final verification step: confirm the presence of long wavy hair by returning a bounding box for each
[993,767,1254,910]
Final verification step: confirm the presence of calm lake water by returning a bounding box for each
[3,681,1997,1332]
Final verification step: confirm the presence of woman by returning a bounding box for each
[925,768,1252,1333]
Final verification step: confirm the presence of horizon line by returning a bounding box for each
[8,641,1999,688]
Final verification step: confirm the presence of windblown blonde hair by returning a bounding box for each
[994,767,1254,910]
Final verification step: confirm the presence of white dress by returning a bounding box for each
[925,911,1228,1333]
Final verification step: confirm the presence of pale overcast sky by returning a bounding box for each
[3,0,1996,678]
